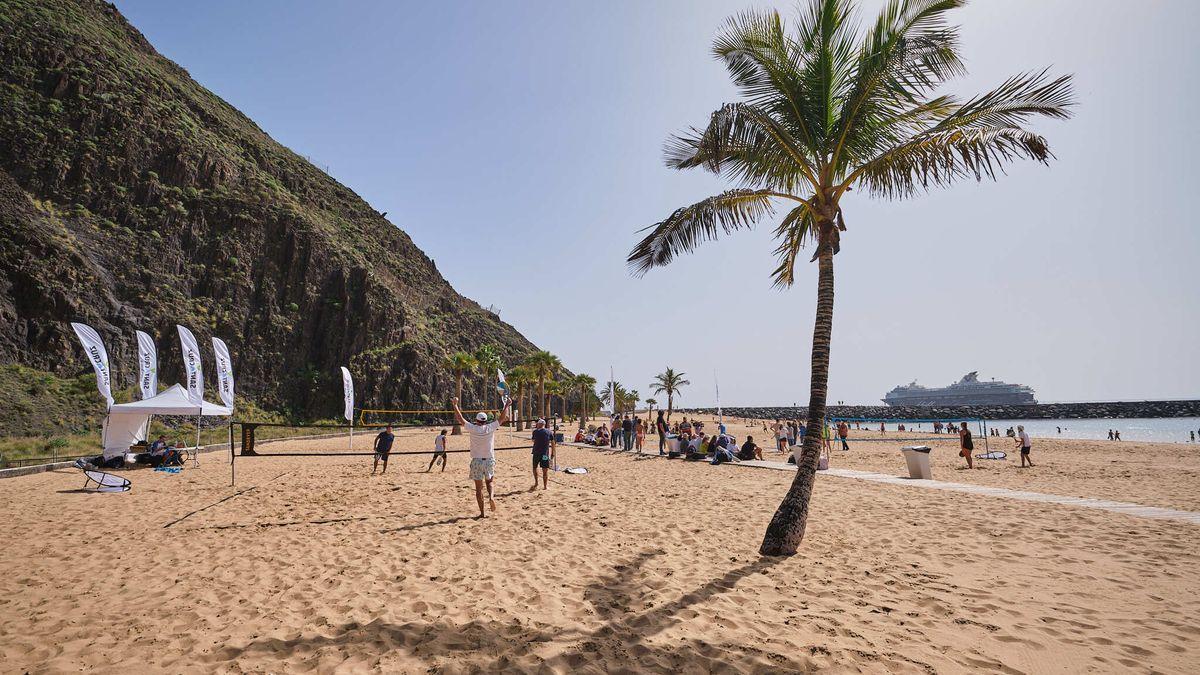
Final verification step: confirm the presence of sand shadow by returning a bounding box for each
[379,515,474,533]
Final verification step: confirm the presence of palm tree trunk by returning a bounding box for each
[760,247,834,556]
[452,372,464,435]
[667,394,673,421]
[539,378,546,420]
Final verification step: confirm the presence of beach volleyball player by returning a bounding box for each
[452,395,510,518]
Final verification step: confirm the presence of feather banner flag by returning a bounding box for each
[135,330,157,400]
[176,325,204,406]
[340,367,354,422]
[212,337,235,409]
[496,368,510,405]
[71,322,114,408]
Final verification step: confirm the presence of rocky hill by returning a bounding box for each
[0,0,541,431]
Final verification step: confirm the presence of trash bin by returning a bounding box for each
[901,445,932,479]
[554,433,564,442]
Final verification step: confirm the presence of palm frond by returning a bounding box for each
[665,103,817,192]
[627,189,777,276]
[850,69,1075,198]
[769,202,817,288]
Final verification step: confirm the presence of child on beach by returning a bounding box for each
[426,429,448,472]
[1015,425,1034,467]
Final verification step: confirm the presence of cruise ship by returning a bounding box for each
[883,372,1037,406]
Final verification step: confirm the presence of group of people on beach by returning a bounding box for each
[370,396,556,519]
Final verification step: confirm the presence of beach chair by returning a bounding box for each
[81,468,131,493]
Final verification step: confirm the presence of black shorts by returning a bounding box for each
[1021,446,1031,455]
[533,455,550,469]
[375,450,390,459]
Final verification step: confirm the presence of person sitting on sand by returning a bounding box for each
[372,425,395,475]
[426,429,448,473]
[738,436,763,461]
[452,396,510,518]
[958,421,974,469]
[711,440,737,464]
[596,424,609,446]
[1015,425,1035,467]
[530,419,554,491]
[135,435,170,467]
[574,428,585,443]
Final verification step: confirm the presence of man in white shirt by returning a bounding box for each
[452,396,510,518]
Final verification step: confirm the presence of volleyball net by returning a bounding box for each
[356,408,499,427]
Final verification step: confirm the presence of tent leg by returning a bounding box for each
[193,414,201,468]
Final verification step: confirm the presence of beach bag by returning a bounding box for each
[818,451,829,471]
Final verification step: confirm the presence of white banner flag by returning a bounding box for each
[212,337,235,409]
[340,366,354,422]
[71,322,113,409]
[176,325,204,406]
[135,330,157,400]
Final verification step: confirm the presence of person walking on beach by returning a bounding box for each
[772,419,787,454]
[958,421,974,469]
[1108,429,1114,441]
[1015,425,1034,467]
[656,410,669,455]
[426,429,448,472]
[1114,430,1121,441]
[622,414,634,451]
[530,419,554,491]
[610,415,621,448]
[837,420,850,451]
[372,425,395,475]
[452,396,510,518]
[635,417,645,452]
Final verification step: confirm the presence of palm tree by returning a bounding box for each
[523,350,562,420]
[572,373,598,423]
[507,365,532,429]
[627,0,1073,556]
[474,344,501,409]
[646,397,658,433]
[650,368,690,421]
[628,389,640,414]
[445,350,478,435]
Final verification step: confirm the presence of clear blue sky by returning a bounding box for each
[114,0,1199,406]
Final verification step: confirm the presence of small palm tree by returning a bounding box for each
[572,373,598,423]
[474,344,501,409]
[650,368,690,421]
[507,364,532,428]
[628,0,1073,555]
[523,350,562,420]
[646,397,658,432]
[445,351,478,435]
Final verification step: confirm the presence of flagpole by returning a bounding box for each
[715,369,722,425]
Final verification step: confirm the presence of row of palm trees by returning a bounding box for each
[444,347,698,433]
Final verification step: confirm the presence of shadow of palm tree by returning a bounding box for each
[208,549,806,671]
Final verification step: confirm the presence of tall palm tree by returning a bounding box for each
[523,350,562,420]
[627,0,1073,556]
[650,368,690,421]
[628,390,640,415]
[445,350,478,435]
[646,397,658,432]
[572,373,598,423]
[474,344,501,409]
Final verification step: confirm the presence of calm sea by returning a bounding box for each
[974,417,1200,443]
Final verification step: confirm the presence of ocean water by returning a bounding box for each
[971,417,1200,443]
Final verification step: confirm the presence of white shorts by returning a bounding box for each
[469,457,495,481]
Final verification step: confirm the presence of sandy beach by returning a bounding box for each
[2,416,1199,673]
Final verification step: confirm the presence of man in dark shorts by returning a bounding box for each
[372,425,395,475]
[530,419,555,491]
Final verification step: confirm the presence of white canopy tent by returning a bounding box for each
[101,384,232,458]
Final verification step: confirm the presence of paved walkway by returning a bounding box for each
[734,459,1200,525]
[561,445,1200,526]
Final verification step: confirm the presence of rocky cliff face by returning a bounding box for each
[0,0,540,423]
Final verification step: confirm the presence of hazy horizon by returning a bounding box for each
[112,0,1200,407]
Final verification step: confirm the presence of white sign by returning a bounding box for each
[135,330,157,400]
[71,322,113,408]
[212,337,235,409]
[340,366,354,422]
[176,325,204,405]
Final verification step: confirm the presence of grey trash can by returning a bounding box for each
[901,445,932,479]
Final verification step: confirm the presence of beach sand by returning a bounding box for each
[1,416,1198,673]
